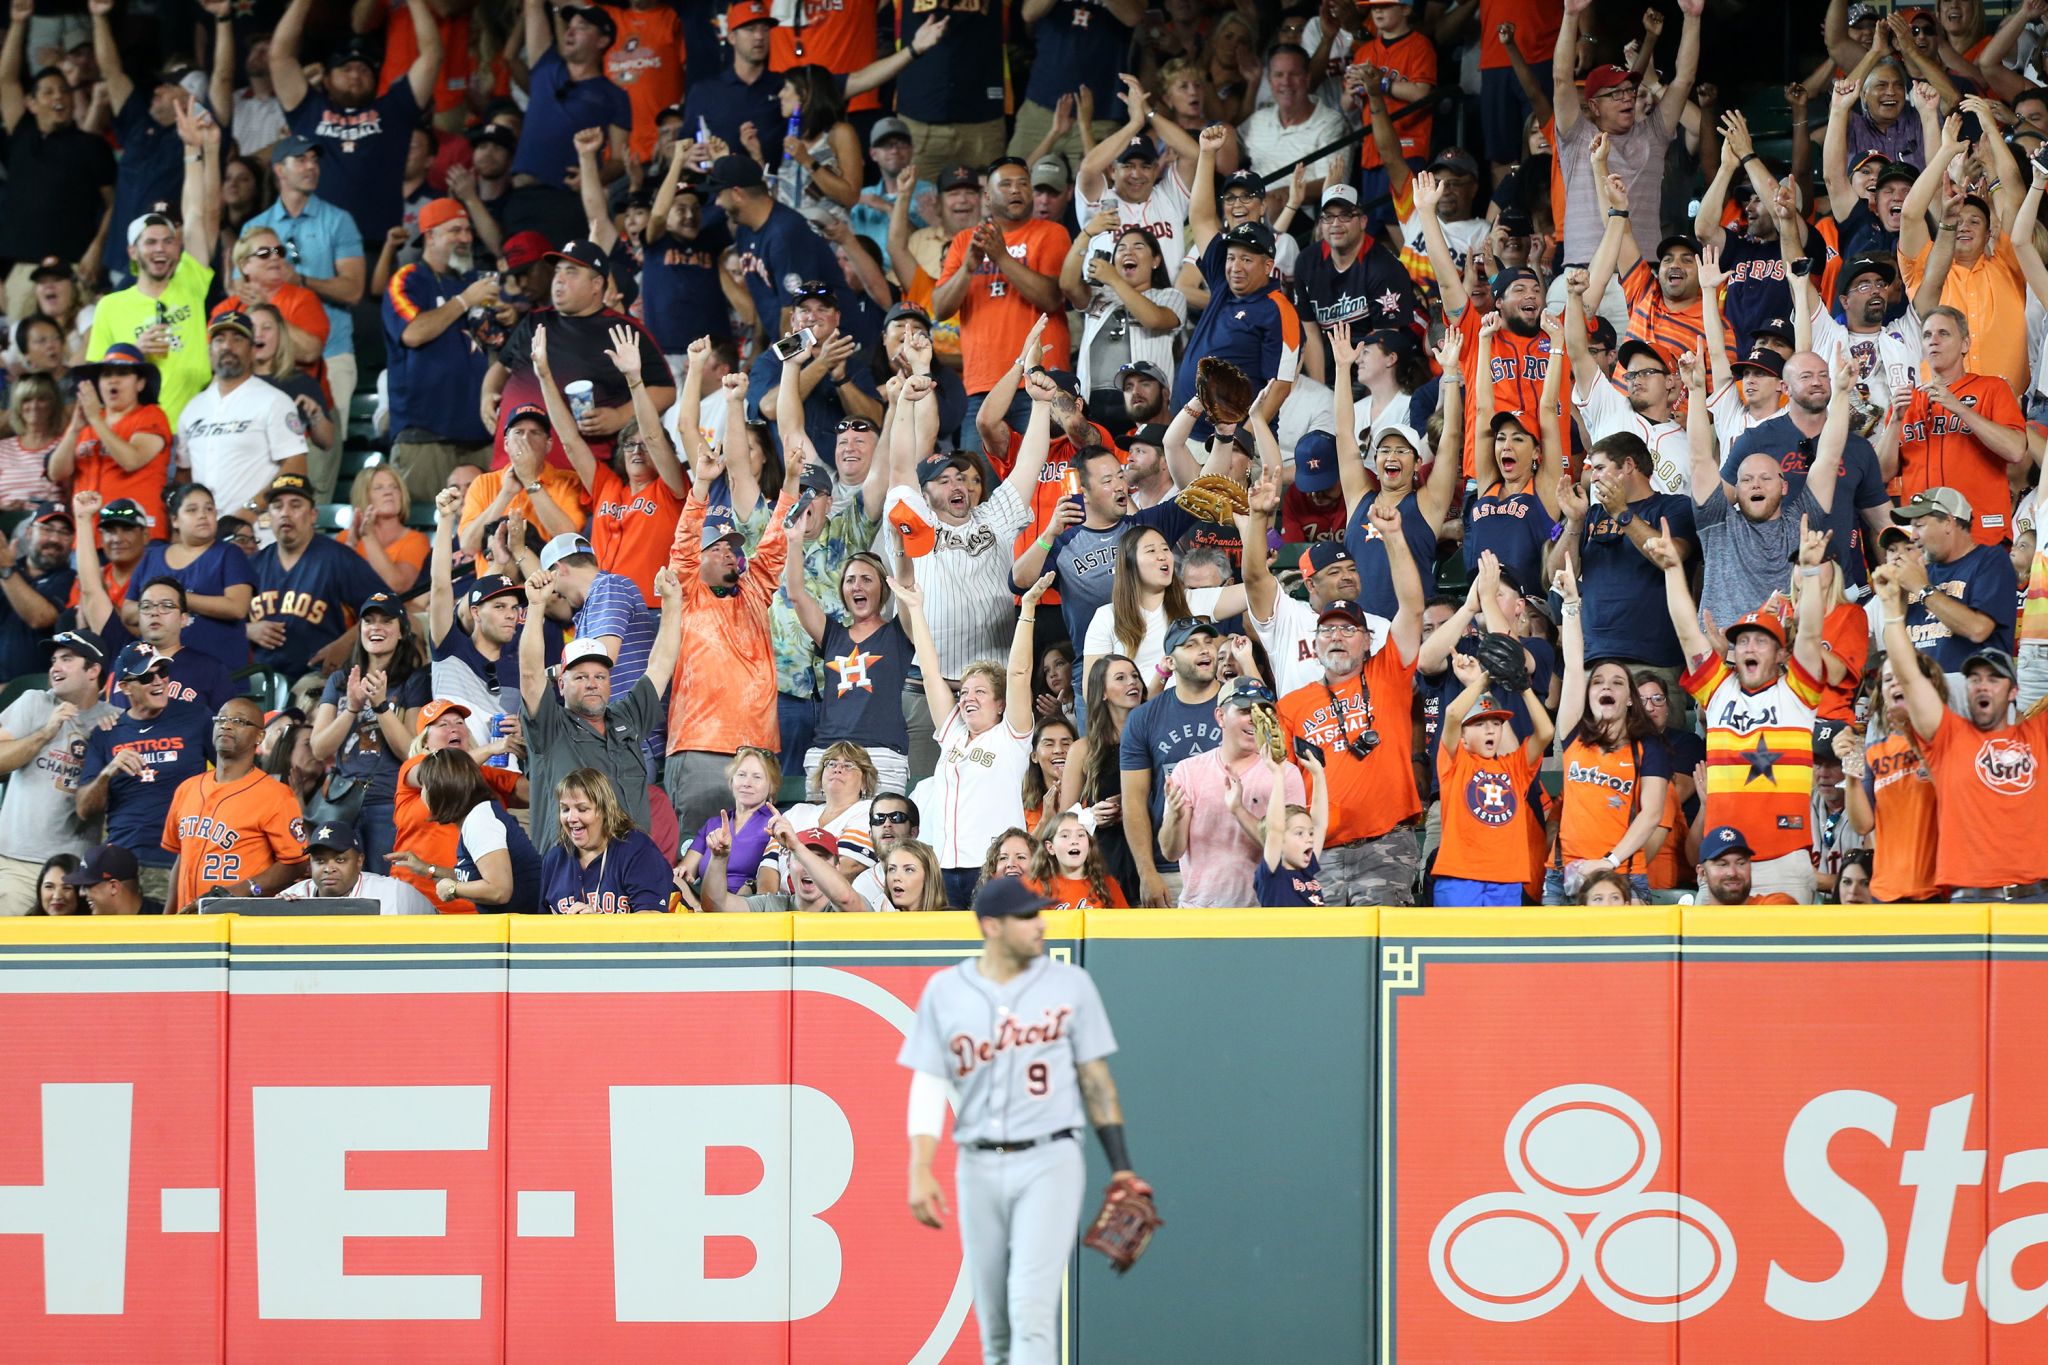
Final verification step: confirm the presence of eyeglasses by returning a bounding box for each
[137,601,181,615]
[1221,189,1261,202]
[1315,622,1363,637]
[246,245,286,261]
[214,716,261,729]
[1623,367,1669,385]
[1910,22,1937,35]
[225,531,257,547]
[822,757,859,773]
[835,419,876,433]
[1845,277,1887,294]
[871,810,912,825]
[1169,614,1215,632]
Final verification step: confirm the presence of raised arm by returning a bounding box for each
[1411,170,1469,319]
[1417,330,1463,529]
[780,535,829,644]
[890,577,955,721]
[1551,556,1587,738]
[0,0,30,132]
[1679,344,1726,505]
[1791,515,1831,681]
[1645,518,1712,666]
[1187,122,1228,252]
[1007,572,1053,734]
[429,485,460,643]
[1901,114,1965,260]
[1328,322,1371,514]
[1553,0,1589,138]
[269,0,312,111]
[1472,312,1501,490]
[402,0,443,110]
[517,569,553,715]
[1873,568,1948,738]
[1657,0,1704,127]
[573,128,619,252]
[1822,79,1860,216]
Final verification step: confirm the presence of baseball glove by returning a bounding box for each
[1176,474,1251,523]
[1471,632,1530,695]
[1250,702,1285,763]
[1195,357,1254,426]
[1082,1174,1163,1274]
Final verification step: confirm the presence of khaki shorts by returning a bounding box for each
[0,853,45,915]
[904,117,1006,185]
[139,864,172,910]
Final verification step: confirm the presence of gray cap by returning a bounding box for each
[869,116,913,149]
[1890,486,1974,524]
[1032,156,1069,191]
[1963,647,2018,681]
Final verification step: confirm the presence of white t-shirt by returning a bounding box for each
[277,870,437,915]
[1237,100,1350,184]
[177,377,310,520]
[770,798,870,883]
[1705,382,1781,461]
[929,705,1029,869]
[663,386,727,459]
[0,690,118,862]
[1574,373,1690,494]
[1810,302,1922,412]
[1076,175,1195,277]
[1082,585,1227,678]
[460,803,508,859]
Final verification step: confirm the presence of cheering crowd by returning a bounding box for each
[0,0,2045,917]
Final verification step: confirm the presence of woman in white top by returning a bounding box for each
[1081,524,1247,687]
[1060,219,1188,401]
[768,65,862,218]
[1351,323,1430,447]
[894,569,1046,909]
[768,739,874,888]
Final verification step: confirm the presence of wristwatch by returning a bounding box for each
[1909,585,1935,605]
[523,480,542,494]
[1613,508,1635,529]
[373,699,397,715]
[0,565,15,580]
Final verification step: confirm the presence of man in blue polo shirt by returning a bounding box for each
[270,0,440,243]
[385,197,502,500]
[705,154,843,335]
[1550,432,1698,676]
[512,0,633,191]
[1171,219,1302,419]
[248,136,366,502]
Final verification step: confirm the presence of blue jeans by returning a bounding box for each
[359,798,397,875]
[777,692,819,776]
[1435,877,1524,907]
[943,867,982,909]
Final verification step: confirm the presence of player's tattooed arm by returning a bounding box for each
[1077,1059,1124,1127]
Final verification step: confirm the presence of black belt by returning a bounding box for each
[969,1128,1079,1153]
[1975,881,2048,901]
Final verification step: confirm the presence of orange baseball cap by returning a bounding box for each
[416,698,474,732]
[726,0,776,28]
[1725,611,1787,648]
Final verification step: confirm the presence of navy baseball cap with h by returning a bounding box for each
[1293,431,1339,493]
[972,875,1056,919]
[114,642,170,681]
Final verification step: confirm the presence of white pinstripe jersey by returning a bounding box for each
[880,482,1030,679]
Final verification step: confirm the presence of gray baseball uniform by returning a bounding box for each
[898,955,1118,1365]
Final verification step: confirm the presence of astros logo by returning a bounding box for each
[828,650,882,695]
[1464,770,1518,826]
[1974,737,2035,794]
[1428,1085,1736,1322]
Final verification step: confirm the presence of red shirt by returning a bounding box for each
[74,404,173,540]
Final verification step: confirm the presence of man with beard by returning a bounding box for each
[1276,500,1427,906]
[1695,115,1823,354]
[272,0,441,242]
[0,0,115,313]
[86,106,219,425]
[278,822,436,914]
[385,198,502,501]
[518,565,681,856]
[431,485,531,747]
[1823,79,1918,264]
[1806,253,1924,416]
[1881,304,2028,546]
[1245,484,1391,694]
[1549,431,1697,681]
[1875,568,2048,901]
[1075,75,1197,275]
[86,0,190,287]
[1118,618,1224,908]
[1122,422,1175,509]
[1583,165,1736,375]
[249,474,389,680]
[867,303,965,442]
[176,310,310,523]
[854,119,931,250]
[750,280,882,462]
[1891,486,2016,672]
[1293,184,1422,382]
[0,630,115,911]
[1726,350,1893,589]
[0,503,74,677]
[1650,506,1832,902]
[1567,276,1689,494]
[1693,826,1798,905]
[1117,360,1170,429]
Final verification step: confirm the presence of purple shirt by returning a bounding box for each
[688,805,775,891]
[1846,106,1923,168]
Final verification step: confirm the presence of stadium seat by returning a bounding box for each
[0,671,46,716]
[316,504,354,535]
[238,670,293,715]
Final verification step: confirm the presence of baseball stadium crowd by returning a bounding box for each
[4,0,2048,917]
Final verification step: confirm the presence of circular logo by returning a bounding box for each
[1464,768,1520,827]
[1975,736,2036,794]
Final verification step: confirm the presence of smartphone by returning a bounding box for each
[1292,736,1325,766]
[1091,249,1113,264]
[771,327,818,362]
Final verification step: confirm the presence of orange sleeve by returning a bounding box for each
[285,288,331,346]
[1898,240,1932,295]
[266,784,308,861]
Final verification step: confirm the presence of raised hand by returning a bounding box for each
[572,126,606,158]
[1640,517,1684,570]
[1019,570,1057,607]
[1411,169,1443,214]
[1796,513,1832,567]
[434,486,462,522]
[1831,79,1860,114]
[1552,555,1580,604]
[524,569,555,605]
[604,324,643,381]
[1199,122,1228,155]
[1478,310,1504,339]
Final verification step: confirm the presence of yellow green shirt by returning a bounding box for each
[85,253,216,426]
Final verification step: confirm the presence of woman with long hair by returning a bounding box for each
[308,593,430,871]
[1061,222,1187,403]
[1022,714,1076,834]
[127,482,257,667]
[31,854,81,915]
[1057,654,1146,895]
[249,301,337,450]
[1028,809,1128,909]
[47,343,171,536]
[1783,553,1868,725]
[390,700,529,911]
[340,464,430,593]
[217,153,272,277]
[784,550,914,794]
[1635,671,1702,894]
[26,262,89,363]
[770,64,863,214]
[1081,524,1246,683]
[979,828,1035,889]
[540,768,673,914]
[0,372,66,509]
[416,747,542,913]
[883,838,951,912]
[1548,559,1671,904]
[1466,311,1565,592]
[1197,11,1261,123]
[1154,57,1242,174]
[1841,649,1947,903]
[1034,639,1076,724]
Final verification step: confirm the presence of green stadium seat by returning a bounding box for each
[237,669,293,714]
[0,671,46,715]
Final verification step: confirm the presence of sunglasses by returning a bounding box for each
[246,245,287,261]
[871,810,912,825]
[835,419,876,433]
[1169,614,1215,632]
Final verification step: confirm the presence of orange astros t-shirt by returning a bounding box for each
[1031,873,1128,910]
[771,0,880,112]
[1435,742,1539,884]
[939,218,1073,396]
[603,4,685,162]
[1685,654,1823,863]
[74,404,174,539]
[587,465,688,606]
[1277,646,1420,846]
[1554,728,1669,876]
[1895,373,2025,546]
[1922,709,2048,890]
[1863,732,1943,902]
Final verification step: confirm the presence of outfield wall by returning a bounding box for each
[0,908,2040,1362]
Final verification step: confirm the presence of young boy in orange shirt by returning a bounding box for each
[1434,642,1555,906]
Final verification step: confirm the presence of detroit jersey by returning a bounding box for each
[898,955,1117,1146]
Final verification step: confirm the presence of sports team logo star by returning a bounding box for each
[828,649,883,695]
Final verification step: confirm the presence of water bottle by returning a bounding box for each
[695,116,712,169]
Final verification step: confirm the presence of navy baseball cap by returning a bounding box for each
[1128,423,1169,448]
[358,591,404,618]
[1219,221,1276,257]
[1036,367,1083,400]
[1114,137,1157,164]
[1699,826,1755,861]
[796,462,834,497]
[113,642,170,681]
[1163,615,1222,652]
[1294,430,1338,493]
[1221,169,1263,196]
[466,574,521,607]
[41,629,104,664]
[704,154,766,192]
[504,403,550,432]
[66,843,139,886]
[917,453,976,484]
[546,238,610,277]
[97,498,150,528]
[1490,265,1541,294]
[972,874,1056,919]
[263,473,316,505]
[1302,540,1354,578]
[270,134,322,165]
[1317,598,1370,628]
[467,123,518,152]
[305,822,362,854]
[32,499,72,527]
[883,300,930,329]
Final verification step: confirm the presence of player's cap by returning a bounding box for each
[795,827,840,859]
[1320,183,1360,209]
[1724,609,1788,648]
[416,698,473,732]
[883,300,931,330]
[503,403,550,433]
[1427,148,1480,181]
[1462,693,1516,726]
[916,452,976,485]
[262,472,316,506]
[466,122,518,153]
[31,499,72,527]
[467,574,521,608]
[41,629,104,664]
[1293,430,1339,493]
[1582,64,1638,99]
[703,154,767,192]
[501,230,553,270]
[207,308,255,340]
[1615,338,1669,373]
[1117,360,1170,390]
[1963,646,2019,682]
[1654,233,1703,261]
[546,238,610,278]
[1163,615,1223,652]
[1698,825,1754,861]
[113,642,170,681]
[96,497,152,528]
[795,461,834,498]
[701,520,744,551]
[971,874,1057,919]
[1731,347,1785,378]
[1219,220,1276,257]
[1031,156,1069,191]
[1840,253,1899,289]
[269,134,323,166]
[724,0,777,29]
[1490,264,1541,295]
[560,637,615,671]
[539,531,595,571]
[1301,540,1354,579]
[358,591,405,619]
[1875,159,1921,189]
[1891,486,1974,524]
[1129,422,1169,449]
[28,255,70,283]
[557,5,617,43]
[1317,598,1370,628]
[305,822,362,854]
[1113,136,1157,165]
[1217,677,1277,709]
[869,116,913,149]
[66,843,139,887]
[936,162,981,193]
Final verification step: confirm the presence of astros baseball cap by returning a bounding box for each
[1321,183,1360,209]
[1698,826,1755,861]
[1317,598,1370,628]
[358,591,404,618]
[1114,137,1156,164]
[547,238,610,277]
[65,844,139,887]
[416,698,474,732]
[41,629,104,664]
[883,300,931,330]
[1427,148,1481,180]
[1655,233,1703,261]
[1490,409,1538,439]
[1221,169,1263,198]
[1164,615,1223,652]
[466,573,521,607]
[467,123,518,153]
[560,637,616,671]
[1877,523,1915,550]
[1724,610,1788,648]
[1293,430,1339,493]
[328,37,379,71]
[795,828,841,859]
[725,0,776,28]
[503,403,551,437]
[1461,693,1516,726]
[263,472,316,505]
[1219,221,1276,257]
[31,499,72,527]
[114,642,170,681]
[936,163,981,193]
[305,822,362,854]
[1840,254,1899,289]
[1731,348,1785,378]
[1891,486,1974,523]
[1301,540,1354,579]
[916,452,976,485]
[971,875,1056,919]
[539,532,594,570]
[1963,646,2019,681]
[208,308,254,340]
[1128,423,1169,449]
[703,154,767,192]
[1751,316,1797,345]
[701,520,744,551]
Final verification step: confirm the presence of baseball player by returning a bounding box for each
[161,695,309,912]
[898,875,1147,1365]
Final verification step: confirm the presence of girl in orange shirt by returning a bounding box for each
[1842,650,1947,903]
[1027,810,1129,910]
[389,700,529,912]
[48,344,172,538]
